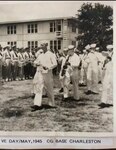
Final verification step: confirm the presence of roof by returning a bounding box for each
[0,16,77,25]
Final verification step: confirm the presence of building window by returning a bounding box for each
[28,41,38,49]
[50,41,53,50]
[72,26,76,33]
[7,25,17,34]
[28,25,30,33]
[35,41,38,48]
[7,41,17,47]
[50,20,62,32]
[50,22,56,32]
[50,40,61,51]
[27,24,38,33]
[54,40,57,51]
[56,21,61,31]
[72,41,76,47]
[58,40,61,50]
[7,42,10,45]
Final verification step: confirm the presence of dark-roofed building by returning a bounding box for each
[0,16,78,50]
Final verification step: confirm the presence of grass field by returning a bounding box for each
[0,76,113,132]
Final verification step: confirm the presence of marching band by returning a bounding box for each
[0,42,113,111]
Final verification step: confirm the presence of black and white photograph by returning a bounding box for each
[0,1,113,134]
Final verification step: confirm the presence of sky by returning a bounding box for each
[0,1,114,22]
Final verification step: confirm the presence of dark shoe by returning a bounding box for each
[98,103,109,109]
[85,90,92,95]
[98,81,102,84]
[59,88,63,93]
[43,105,57,109]
[31,94,35,99]
[98,103,106,107]
[63,97,70,101]
[31,106,43,112]
[105,103,113,107]
[79,83,84,86]
[31,105,41,109]
[42,95,48,98]
[31,105,37,109]
[80,84,86,87]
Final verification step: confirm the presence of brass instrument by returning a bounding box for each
[61,55,70,77]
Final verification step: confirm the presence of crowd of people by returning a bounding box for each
[0,42,113,111]
[0,46,36,82]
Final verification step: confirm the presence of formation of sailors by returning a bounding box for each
[0,46,37,82]
[0,42,113,111]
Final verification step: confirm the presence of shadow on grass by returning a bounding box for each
[59,97,91,108]
[0,107,24,118]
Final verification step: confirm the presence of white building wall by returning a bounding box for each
[0,19,78,49]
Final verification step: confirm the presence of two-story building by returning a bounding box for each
[0,16,78,51]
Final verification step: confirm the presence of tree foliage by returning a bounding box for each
[76,3,113,51]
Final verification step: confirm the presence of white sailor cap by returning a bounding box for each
[40,40,48,46]
[5,45,10,49]
[90,44,96,48]
[106,45,113,49]
[63,48,68,51]
[96,47,100,51]
[68,45,74,50]
[85,45,90,50]
[83,49,87,53]
[39,49,44,53]
[74,48,79,52]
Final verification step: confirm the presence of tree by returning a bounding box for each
[76,3,113,51]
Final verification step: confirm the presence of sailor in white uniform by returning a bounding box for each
[2,46,11,81]
[31,42,57,111]
[62,45,81,100]
[59,48,69,93]
[85,44,99,94]
[68,45,81,100]
[79,47,88,86]
[99,48,113,108]
[95,47,105,83]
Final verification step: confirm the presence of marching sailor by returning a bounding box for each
[10,46,19,81]
[59,48,69,93]
[99,45,113,108]
[61,45,81,100]
[17,48,25,80]
[95,47,105,83]
[23,47,30,79]
[31,42,57,111]
[85,44,99,95]
[68,45,81,100]
[2,46,11,81]
[79,48,88,86]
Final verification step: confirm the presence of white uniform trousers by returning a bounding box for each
[63,76,70,98]
[98,63,103,82]
[101,62,113,104]
[63,68,79,100]
[59,77,64,89]
[34,70,55,107]
[59,71,64,89]
[79,67,87,85]
[87,66,98,93]
[71,68,79,100]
